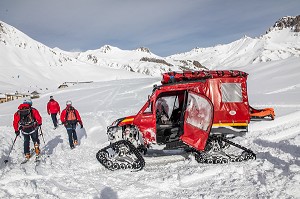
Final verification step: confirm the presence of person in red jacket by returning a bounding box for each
[13,99,42,160]
[60,100,83,149]
[47,96,60,129]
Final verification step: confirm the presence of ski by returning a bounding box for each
[20,158,30,164]
[20,149,36,164]
[21,155,42,165]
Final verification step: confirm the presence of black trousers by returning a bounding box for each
[23,129,40,155]
[51,113,58,127]
[65,123,78,147]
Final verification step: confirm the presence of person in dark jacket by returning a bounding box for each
[47,96,60,129]
[60,100,83,149]
[13,99,42,160]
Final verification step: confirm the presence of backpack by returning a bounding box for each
[18,107,35,130]
[66,106,77,122]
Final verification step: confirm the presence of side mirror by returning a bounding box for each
[152,84,158,92]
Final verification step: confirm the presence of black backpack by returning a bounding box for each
[18,107,35,130]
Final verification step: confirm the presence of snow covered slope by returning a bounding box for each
[0,20,205,91]
[0,21,148,93]
[168,16,300,70]
[0,57,299,198]
[76,16,300,73]
[76,45,179,76]
[2,15,299,88]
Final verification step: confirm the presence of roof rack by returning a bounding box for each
[161,70,248,84]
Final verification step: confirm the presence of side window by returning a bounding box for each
[156,96,178,118]
[221,83,242,102]
[144,101,153,113]
[186,92,213,131]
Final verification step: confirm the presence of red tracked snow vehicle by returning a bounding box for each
[96,70,269,171]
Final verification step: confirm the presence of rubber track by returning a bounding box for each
[96,140,145,171]
[194,136,256,164]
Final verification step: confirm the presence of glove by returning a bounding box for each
[80,124,83,129]
[15,130,20,136]
[18,126,23,131]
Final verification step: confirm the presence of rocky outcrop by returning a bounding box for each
[140,57,172,66]
[87,54,98,64]
[100,45,112,53]
[192,60,207,69]
[267,15,300,33]
[136,47,151,53]
[0,22,4,33]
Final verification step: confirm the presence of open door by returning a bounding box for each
[133,99,156,144]
[180,91,214,151]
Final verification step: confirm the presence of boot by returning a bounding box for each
[74,140,78,145]
[25,153,31,160]
[34,143,40,155]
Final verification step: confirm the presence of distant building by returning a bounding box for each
[58,81,93,89]
[5,92,31,102]
[0,94,6,103]
[31,91,40,99]
[58,83,68,89]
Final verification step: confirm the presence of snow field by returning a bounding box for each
[0,60,300,198]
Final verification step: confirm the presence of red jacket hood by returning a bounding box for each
[18,103,31,110]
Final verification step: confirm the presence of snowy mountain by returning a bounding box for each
[73,45,207,76]
[75,45,174,76]
[0,21,147,93]
[168,15,300,69]
[0,15,299,92]
[74,16,300,73]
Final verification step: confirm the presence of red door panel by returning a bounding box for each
[133,101,156,144]
[181,91,214,151]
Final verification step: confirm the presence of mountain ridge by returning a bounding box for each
[0,15,299,92]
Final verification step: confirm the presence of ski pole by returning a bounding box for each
[39,126,46,145]
[4,134,18,164]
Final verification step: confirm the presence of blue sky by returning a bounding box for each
[0,0,299,56]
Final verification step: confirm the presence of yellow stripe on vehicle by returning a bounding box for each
[122,118,134,123]
[213,123,248,127]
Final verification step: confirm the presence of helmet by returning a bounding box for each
[66,100,72,106]
[23,98,32,106]
[50,96,53,99]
